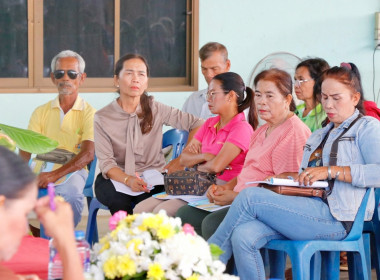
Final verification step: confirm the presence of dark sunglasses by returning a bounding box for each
[53,70,80,80]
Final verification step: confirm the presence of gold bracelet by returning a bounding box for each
[124,175,130,185]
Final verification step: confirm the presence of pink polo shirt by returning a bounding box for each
[234,115,311,192]
[194,112,253,181]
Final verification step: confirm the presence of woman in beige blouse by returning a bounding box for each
[94,54,203,214]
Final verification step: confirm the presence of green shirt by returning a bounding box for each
[295,103,326,132]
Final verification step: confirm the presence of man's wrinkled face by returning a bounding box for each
[201,51,230,85]
[51,57,86,95]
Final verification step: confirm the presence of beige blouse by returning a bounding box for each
[94,98,204,178]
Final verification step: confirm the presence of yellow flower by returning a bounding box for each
[125,214,136,224]
[99,236,109,245]
[186,274,200,280]
[103,256,118,279]
[147,263,164,280]
[117,255,136,276]
[119,214,135,228]
[144,215,165,230]
[157,223,175,240]
[138,224,148,232]
[126,238,143,253]
[110,226,121,239]
[99,242,110,254]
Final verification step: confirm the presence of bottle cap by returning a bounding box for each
[75,230,85,240]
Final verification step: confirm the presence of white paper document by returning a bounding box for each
[245,178,329,188]
[112,169,164,196]
[153,192,206,203]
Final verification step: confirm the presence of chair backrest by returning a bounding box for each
[162,129,189,160]
[345,188,372,241]
[82,155,98,198]
[373,188,380,217]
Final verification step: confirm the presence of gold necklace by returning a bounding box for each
[215,121,221,132]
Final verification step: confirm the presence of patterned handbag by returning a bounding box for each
[164,170,216,196]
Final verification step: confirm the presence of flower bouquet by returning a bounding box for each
[86,210,238,280]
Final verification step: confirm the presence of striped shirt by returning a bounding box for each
[234,115,311,192]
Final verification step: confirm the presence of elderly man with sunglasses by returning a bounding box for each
[20,50,96,227]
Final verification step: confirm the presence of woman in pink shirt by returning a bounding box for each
[134,72,258,216]
[176,68,311,239]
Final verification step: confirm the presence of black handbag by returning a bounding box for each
[164,170,216,196]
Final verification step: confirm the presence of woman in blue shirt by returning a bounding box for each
[208,65,380,280]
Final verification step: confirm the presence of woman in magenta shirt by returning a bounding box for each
[134,72,258,216]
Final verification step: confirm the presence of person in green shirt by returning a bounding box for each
[294,58,329,132]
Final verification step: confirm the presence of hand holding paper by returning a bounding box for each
[112,169,164,196]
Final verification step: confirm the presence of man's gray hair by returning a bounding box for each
[199,42,228,62]
[51,50,86,73]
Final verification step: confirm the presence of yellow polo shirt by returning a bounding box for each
[28,96,96,154]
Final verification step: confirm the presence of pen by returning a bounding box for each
[135,172,148,190]
[47,183,56,211]
[212,184,217,192]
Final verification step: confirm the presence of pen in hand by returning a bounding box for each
[135,172,148,191]
[47,182,56,211]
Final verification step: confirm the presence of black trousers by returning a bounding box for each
[94,173,164,215]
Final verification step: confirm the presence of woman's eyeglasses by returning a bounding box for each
[294,79,311,87]
[53,70,80,80]
[206,90,229,99]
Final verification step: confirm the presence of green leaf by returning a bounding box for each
[0,133,16,151]
[121,271,147,280]
[0,123,58,154]
[209,243,224,260]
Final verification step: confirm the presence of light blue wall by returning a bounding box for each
[1,0,379,128]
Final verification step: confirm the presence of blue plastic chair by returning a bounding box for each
[82,155,98,205]
[37,156,97,239]
[162,128,189,161]
[264,188,372,280]
[358,188,380,279]
[85,129,189,245]
[343,188,380,280]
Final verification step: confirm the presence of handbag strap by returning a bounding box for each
[326,114,363,196]
[329,114,363,166]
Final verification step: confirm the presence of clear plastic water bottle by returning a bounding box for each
[48,230,91,280]
[48,238,63,280]
[75,230,91,273]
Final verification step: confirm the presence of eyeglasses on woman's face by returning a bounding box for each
[206,90,229,100]
[294,79,311,87]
